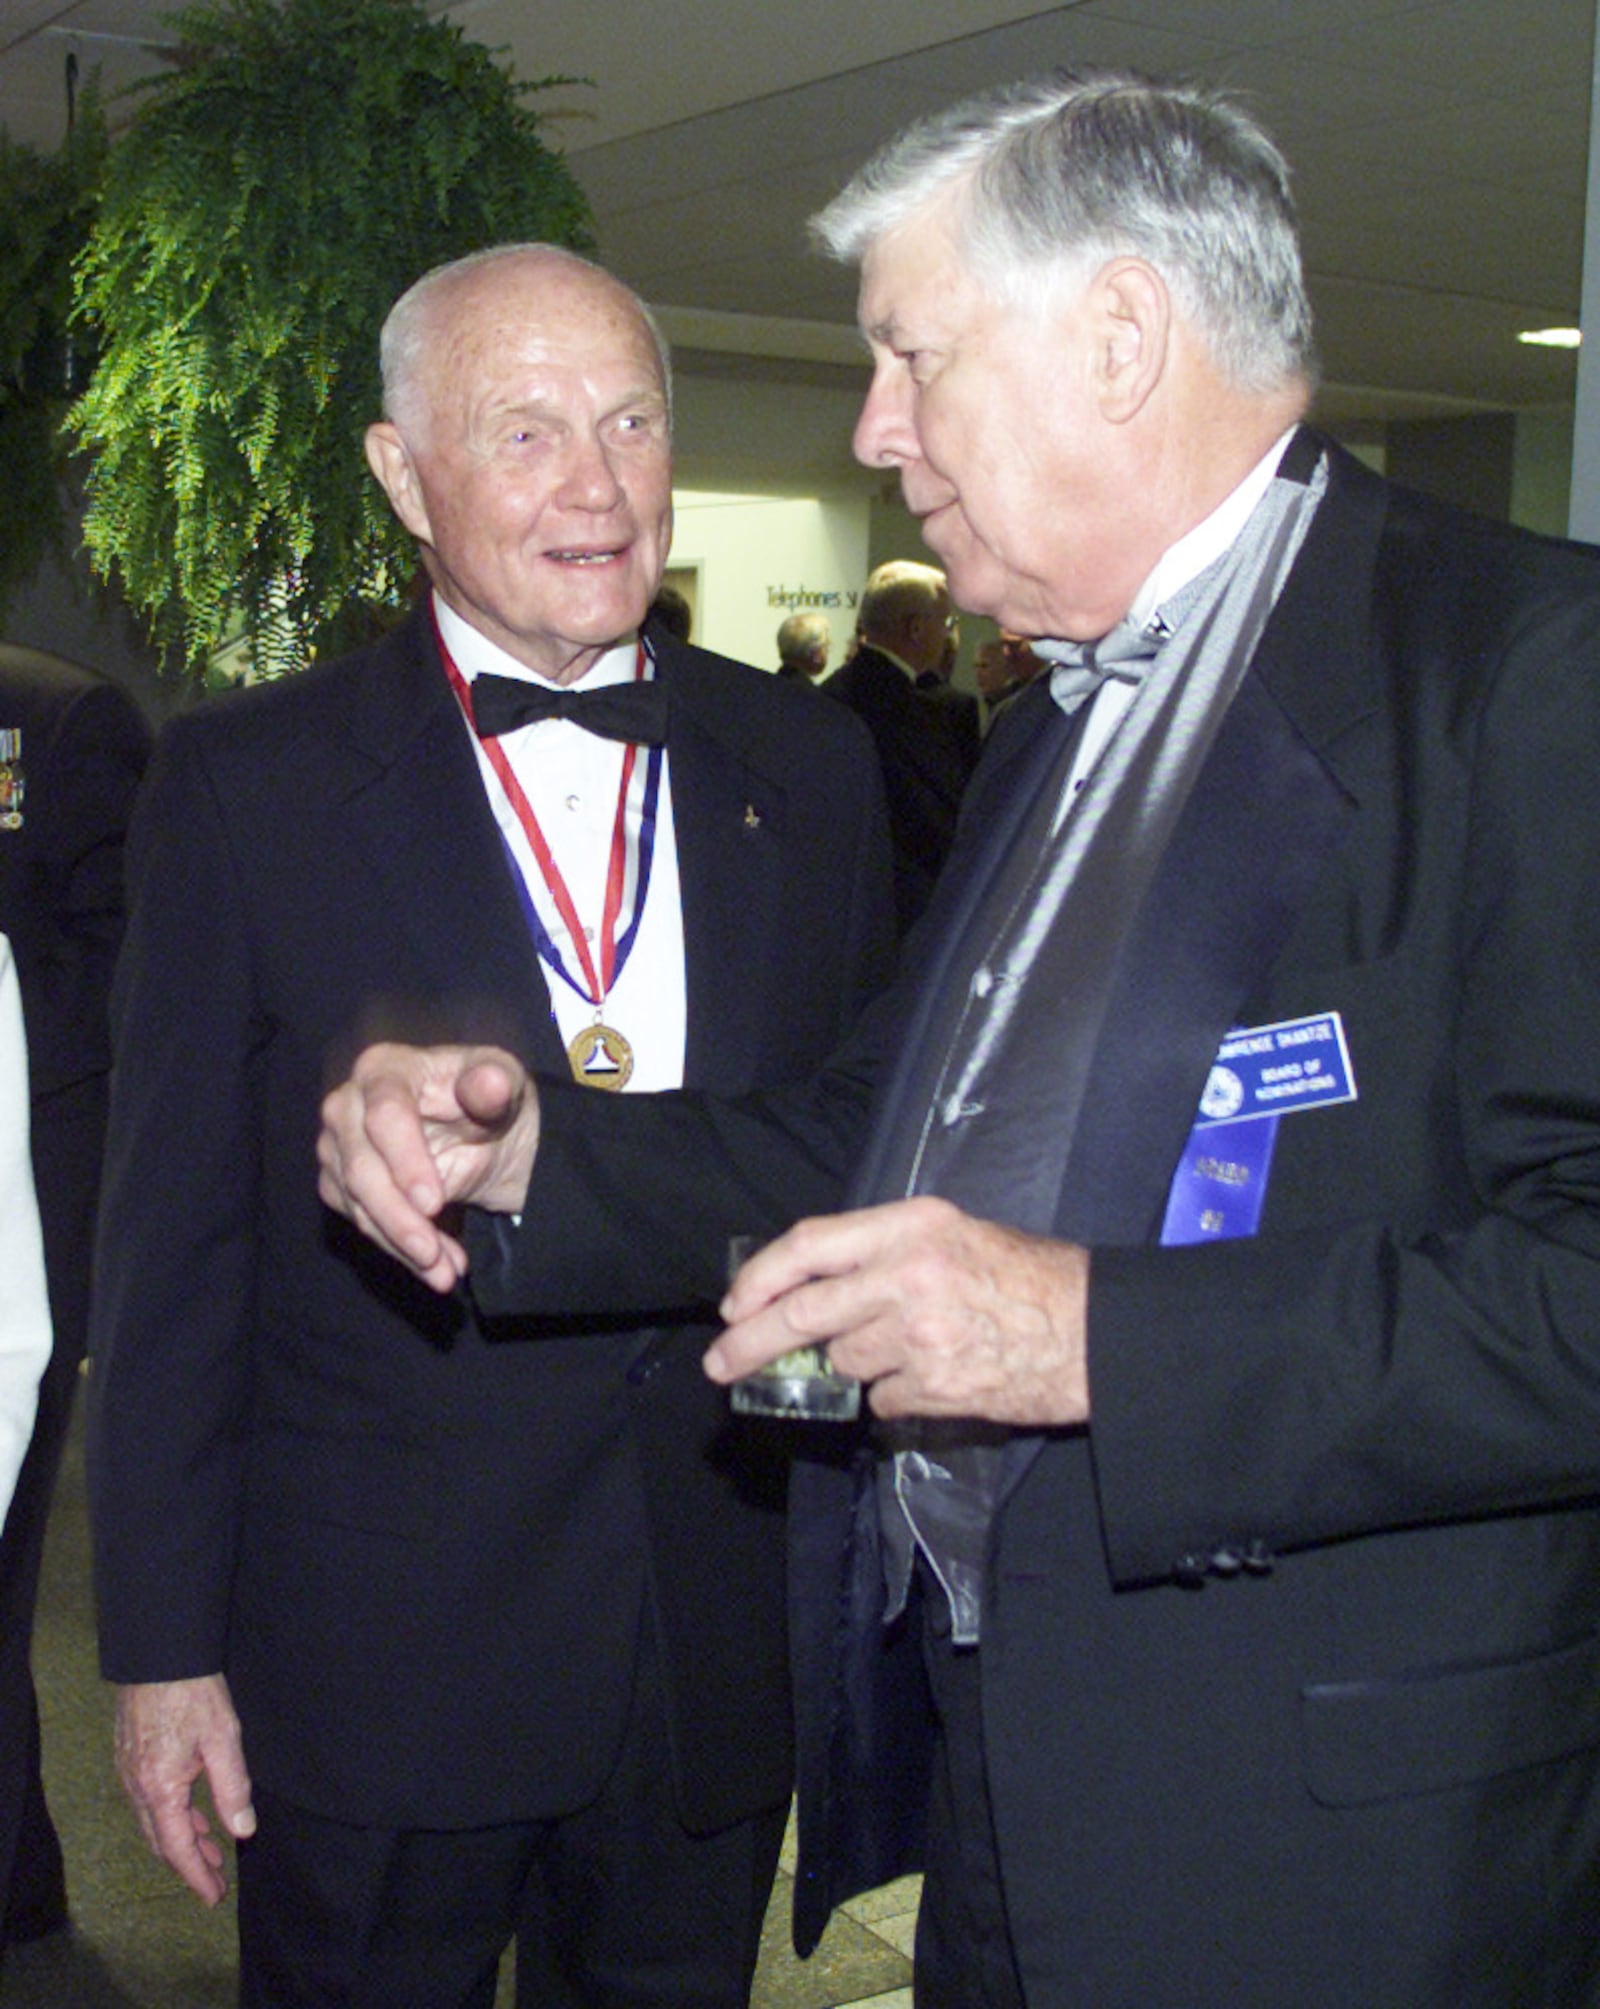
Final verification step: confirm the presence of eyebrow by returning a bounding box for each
[485,383,668,424]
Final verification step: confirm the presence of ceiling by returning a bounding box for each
[1,0,1593,447]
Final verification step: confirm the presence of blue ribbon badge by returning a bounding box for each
[1160,1010,1356,1247]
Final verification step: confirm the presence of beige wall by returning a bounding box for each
[667,490,870,672]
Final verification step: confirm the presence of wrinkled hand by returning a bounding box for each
[707,1195,1091,1425]
[114,1674,255,1906]
[316,1043,540,1292]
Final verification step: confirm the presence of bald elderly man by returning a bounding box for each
[88,244,892,2008]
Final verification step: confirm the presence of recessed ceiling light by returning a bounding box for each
[1518,327,1583,348]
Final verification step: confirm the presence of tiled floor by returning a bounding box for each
[759,1819,918,2009]
[1,1408,918,2007]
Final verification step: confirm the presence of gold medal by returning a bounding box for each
[567,1021,634,1091]
[438,637,658,1096]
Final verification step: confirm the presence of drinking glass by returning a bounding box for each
[724,1233,861,1422]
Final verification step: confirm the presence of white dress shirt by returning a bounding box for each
[1052,426,1302,807]
[436,597,688,1091]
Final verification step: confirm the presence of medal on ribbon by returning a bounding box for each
[439,625,661,1091]
[566,1021,635,1089]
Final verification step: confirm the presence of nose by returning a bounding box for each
[558,431,626,511]
[853,359,917,472]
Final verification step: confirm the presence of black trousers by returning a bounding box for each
[912,1571,1028,2009]
[236,1621,786,2009]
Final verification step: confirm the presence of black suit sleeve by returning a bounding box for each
[470,1057,878,1320]
[469,681,1053,1322]
[89,721,263,1679]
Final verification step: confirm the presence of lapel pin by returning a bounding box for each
[743,803,761,830]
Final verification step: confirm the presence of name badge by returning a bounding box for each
[1160,1011,1356,1246]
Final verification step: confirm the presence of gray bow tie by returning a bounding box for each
[1045,617,1165,719]
[1044,546,1244,719]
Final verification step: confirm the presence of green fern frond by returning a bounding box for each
[68,0,595,677]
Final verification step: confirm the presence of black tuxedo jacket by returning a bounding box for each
[826,645,978,930]
[88,604,893,1834]
[477,439,1600,2002]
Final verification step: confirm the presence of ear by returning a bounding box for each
[364,422,434,546]
[1088,258,1169,424]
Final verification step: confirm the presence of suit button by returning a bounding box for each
[627,1340,668,1385]
[1173,1553,1209,1590]
[1208,1545,1244,1577]
[1241,1540,1274,1576]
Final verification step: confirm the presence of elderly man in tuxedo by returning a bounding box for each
[89,243,892,2008]
[318,76,1600,2009]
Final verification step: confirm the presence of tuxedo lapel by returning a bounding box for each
[1249,437,1385,779]
[860,441,1387,1245]
[657,648,790,1093]
[1053,444,1383,1242]
[337,608,565,1071]
[1053,667,1357,1244]
[984,453,1379,1500]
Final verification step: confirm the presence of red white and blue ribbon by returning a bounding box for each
[438,619,663,1014]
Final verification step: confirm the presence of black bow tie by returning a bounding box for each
[469,672,669,747]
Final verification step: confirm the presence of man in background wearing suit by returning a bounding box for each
[0,645,149,1971]
[827,559,978,929]
[775,610,830,681]
[89,244,892,2008]
[973,629,1046,730]
[319,73,1600,2007]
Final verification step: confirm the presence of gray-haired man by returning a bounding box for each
[775,611,830,680]
[320,77,1600,2007]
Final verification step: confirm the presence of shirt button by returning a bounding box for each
[565,793,580,812]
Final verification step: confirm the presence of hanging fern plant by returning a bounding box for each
[0,87,108,625]
[68,0,594,678]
